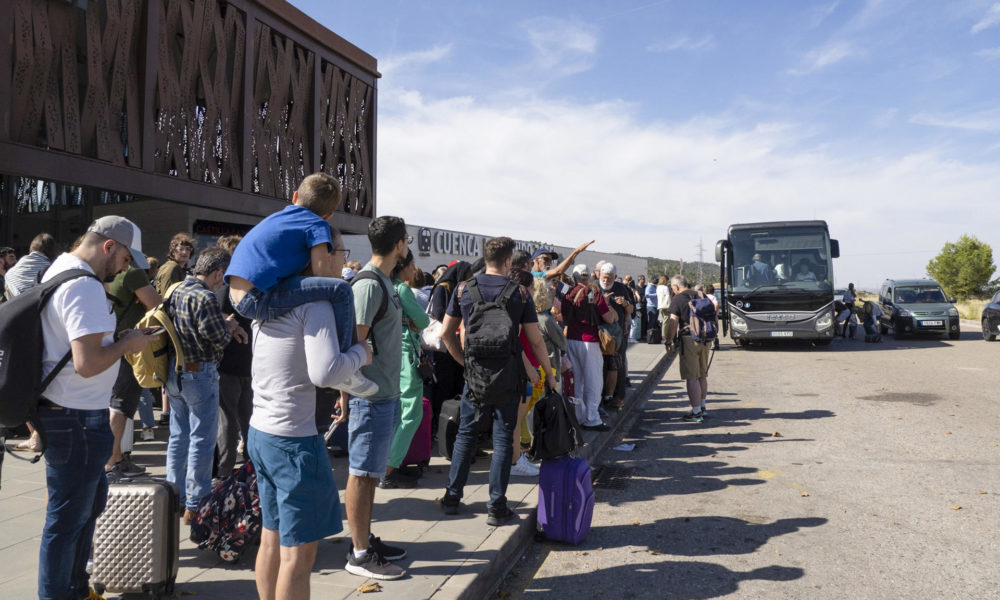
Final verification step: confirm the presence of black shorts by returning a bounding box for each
[109,358,142,417]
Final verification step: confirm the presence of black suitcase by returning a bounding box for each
[93,479,180,599]
[647,327,661,344]
[437,398,462,460]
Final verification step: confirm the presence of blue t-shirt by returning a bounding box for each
[225,205,332,291]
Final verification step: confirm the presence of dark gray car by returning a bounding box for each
[982,290,1000,341]
[876,278,959,340]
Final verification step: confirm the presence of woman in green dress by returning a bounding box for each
[381,250,431,488]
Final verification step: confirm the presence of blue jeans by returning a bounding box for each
[137,388,156,428]
[233,276,356,354]
[164,360,220,511]
[36,405,113,600]
[864,316,878,336]
[445,391,519,512]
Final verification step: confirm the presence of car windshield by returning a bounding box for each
[729,226,834,293]
[894,286,946,303]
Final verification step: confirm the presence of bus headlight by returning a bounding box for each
[732,314,748,332]
[816,313,833,331]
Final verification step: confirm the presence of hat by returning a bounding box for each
[571,264,588,276]
[599,262,616,276]
[532,247,559,261]
[87,216,148,268]
[342,267,356,280]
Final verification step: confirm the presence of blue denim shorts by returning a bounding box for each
[247,428,343,546]
[347,397,399,478]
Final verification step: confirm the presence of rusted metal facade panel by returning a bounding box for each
[0,0,378,232]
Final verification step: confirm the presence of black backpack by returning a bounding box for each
[350,271,390,354]
[462,277,524,407]
[0,269,101,453]
[528,389,583,461]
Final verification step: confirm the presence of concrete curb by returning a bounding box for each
[452,348,673,600]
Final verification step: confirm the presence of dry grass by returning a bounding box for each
[956,299,987,321]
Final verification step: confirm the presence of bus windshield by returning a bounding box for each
[730,225,833,293]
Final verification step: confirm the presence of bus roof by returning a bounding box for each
[728,220,830,233]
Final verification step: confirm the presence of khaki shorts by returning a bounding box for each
[679,336,712,380]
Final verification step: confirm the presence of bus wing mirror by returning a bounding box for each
[715,240,726,263]
[830,239,840,259]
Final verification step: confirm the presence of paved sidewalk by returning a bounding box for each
[0,342,669,599]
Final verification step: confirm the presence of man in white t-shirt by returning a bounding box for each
[36,216,154,600]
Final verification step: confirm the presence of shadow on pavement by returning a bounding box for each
[523,560,804,600]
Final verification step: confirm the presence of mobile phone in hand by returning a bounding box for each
[143,327,165,336]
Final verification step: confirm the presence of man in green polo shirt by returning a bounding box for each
[106,265,162,477]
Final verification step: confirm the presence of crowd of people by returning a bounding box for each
[5,172,723,599]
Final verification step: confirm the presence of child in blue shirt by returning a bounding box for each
[226,173,375,396]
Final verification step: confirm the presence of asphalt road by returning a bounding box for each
[501,323,1000,599]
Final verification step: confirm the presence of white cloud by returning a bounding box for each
[788,41,860,75]
[975,46,1000,59]
[379,44,453,76]
[910,108,1000,133]
[647,35,715,53]
[971,3,1000,33]
[522,17,598,76]
[376,91,1000,289]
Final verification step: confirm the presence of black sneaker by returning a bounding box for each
[681,412,704,423]
[379,471,417,489]
[440,494,460,515]
[369,534,406,561]
[158,413,171,426]
[345,548,405,580]
[116,458,147,477]
[699,408,710,420]
[486,506,515,527]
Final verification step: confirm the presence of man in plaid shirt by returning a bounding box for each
[165,247,248,523]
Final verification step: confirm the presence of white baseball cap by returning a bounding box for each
[87,216,148,269]
[571,264,588,276]
[341,267,356,280]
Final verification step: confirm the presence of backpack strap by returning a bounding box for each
[351,271,390,355]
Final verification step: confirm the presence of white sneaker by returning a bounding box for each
[510,454,540,477]
[140,427,155,441]
[339,372,379,398]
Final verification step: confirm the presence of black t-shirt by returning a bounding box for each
[219,285,252,377]
[668,289,700,330]
[446,273,538,326]
[602,281,633,323]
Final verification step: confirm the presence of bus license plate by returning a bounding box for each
[770,331,793,337]
[922,320,943,327]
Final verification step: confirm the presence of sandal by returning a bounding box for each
[14,433,41,452]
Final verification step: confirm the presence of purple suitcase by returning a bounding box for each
[537,456,595,544]
[403,398,432,468]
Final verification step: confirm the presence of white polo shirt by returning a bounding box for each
[40,253,118,410]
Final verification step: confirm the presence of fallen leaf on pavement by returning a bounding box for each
[891,521,899,525]
[632,520,641,525]
[710,453,717,457]
[978,491,988,495]
[950,506,962,510]
[945,432,952,435]
[648,549,663,555]
[800,492,809,497]
[358,582,382,593]
[772,432,783,437]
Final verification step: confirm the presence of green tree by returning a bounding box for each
[926,235,996,299]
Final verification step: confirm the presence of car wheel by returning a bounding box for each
[982,319,996,342]
[949,331,960,340]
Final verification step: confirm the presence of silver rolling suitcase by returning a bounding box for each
[92,479,180,599]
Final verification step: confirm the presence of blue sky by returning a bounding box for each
[293,0,1000,289]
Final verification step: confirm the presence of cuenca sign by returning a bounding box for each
[417,226,546,258]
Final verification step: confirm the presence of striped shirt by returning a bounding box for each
[4,251,52,297]
[169,276,232,364]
